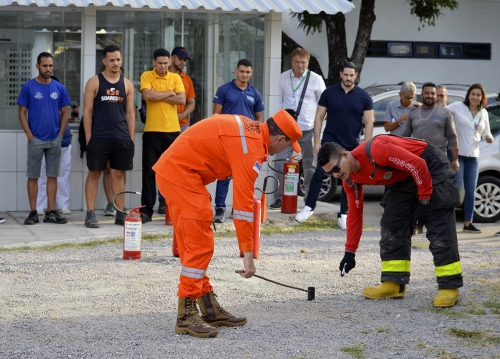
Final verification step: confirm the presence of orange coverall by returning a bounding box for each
[153,114,269,299]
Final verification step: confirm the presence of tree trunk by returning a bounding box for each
[323,12,348,87]
[351,0,376,84]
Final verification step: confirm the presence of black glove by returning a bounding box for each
[339,251,356,276]
[414,202,431,226]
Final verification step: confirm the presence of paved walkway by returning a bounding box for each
[1,198,499,249]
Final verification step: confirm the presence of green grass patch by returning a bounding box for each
[0,233,170,253]
[449,328,483,339]
[376,327,390,333]
[428,307,469,319]
[467,308,486,315]
[483,301,500,314]
[340,344,365,359]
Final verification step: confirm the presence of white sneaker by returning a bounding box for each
[61,208,72,215]
[37,208,45,216]
[338,214,347,229]
[295,206,314,223]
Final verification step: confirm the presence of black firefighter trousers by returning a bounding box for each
[379,143,463,290]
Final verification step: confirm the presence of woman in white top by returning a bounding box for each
[447,84,494,233]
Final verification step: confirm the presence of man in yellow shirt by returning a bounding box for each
[140,48,186,222]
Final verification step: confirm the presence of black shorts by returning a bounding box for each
[86,139,134,171]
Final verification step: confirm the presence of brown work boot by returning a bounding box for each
[175,297,218,338]
[363,281,406,300]
[197,291,247,327]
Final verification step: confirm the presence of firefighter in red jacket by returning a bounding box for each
[153,109,302,338]
[318,135,463,308]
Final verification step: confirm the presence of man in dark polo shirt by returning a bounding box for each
[295,62,374,228]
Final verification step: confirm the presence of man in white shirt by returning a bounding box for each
[270,48,326,209]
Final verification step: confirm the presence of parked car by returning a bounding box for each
[297,84,500,223]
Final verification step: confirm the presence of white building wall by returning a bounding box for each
[283,0,500,91]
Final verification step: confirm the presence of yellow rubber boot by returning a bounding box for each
[363,281,406,299]
[433,289,459,308]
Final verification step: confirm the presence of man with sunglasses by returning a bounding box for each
[318,135,463,308]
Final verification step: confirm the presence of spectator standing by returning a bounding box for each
[140,48,185,222]
[18,52,70,225]
[295,62,374,228]
[383,82,419,136]
[436,85,448,106]
[447,84,494,233]
[83,45,135,228]
[212,59,264,223]
[318,135,463,308]
[37,121,72,214]
[401,82,459,171]
[152,109,302,338]
[400,82,459,235]
[156,46,196,215]
[270,47,326,209]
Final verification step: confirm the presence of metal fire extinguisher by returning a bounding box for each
[113,191,144,260]
[281,159,300,214]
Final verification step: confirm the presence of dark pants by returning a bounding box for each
[379,144,463,289]
[215,179,230,209]
[306,134,349,214]
[141,131,180,217]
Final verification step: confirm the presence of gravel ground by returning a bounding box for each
[1,226,499,359]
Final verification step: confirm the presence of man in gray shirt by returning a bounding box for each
[384,82,419,136]
[401,82,459,171]
[401,82,459,235]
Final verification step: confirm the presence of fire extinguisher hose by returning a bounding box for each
[112,191,142,214]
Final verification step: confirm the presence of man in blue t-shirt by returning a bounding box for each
[18,52,71,226]
[295,62,374,228]
[212,58,265,222]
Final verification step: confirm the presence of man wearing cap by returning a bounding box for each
[156,46,197,215]
[153,109,302,338]
[170,46,196,132]
[140,48,185,223]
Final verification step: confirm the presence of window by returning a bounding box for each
[366,41,491,61]
[464,43,491,60]
[388,42,412,57]
[413,43,437,58]
[0,11,82,130]
[439,43,463,58]
[95,11,265,128]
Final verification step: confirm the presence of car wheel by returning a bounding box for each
[473,175,500,223]
[298,165,337,202]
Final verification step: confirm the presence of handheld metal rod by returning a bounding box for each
[235,270,315,300]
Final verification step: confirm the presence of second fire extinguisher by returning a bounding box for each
[281,159,300,214]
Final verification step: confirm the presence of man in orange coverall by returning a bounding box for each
[153,109,302,338]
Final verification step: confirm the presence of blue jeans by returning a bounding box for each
[456,156,479,222]
[215,179,230,209]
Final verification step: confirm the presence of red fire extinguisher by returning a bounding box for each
[123,207,143,260]
[112,191,144,260]
[281,159,300,214]
[240,195,261,259]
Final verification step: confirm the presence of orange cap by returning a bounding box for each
[272,109,303,152]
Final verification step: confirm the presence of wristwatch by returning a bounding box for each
[420,198,430,206]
